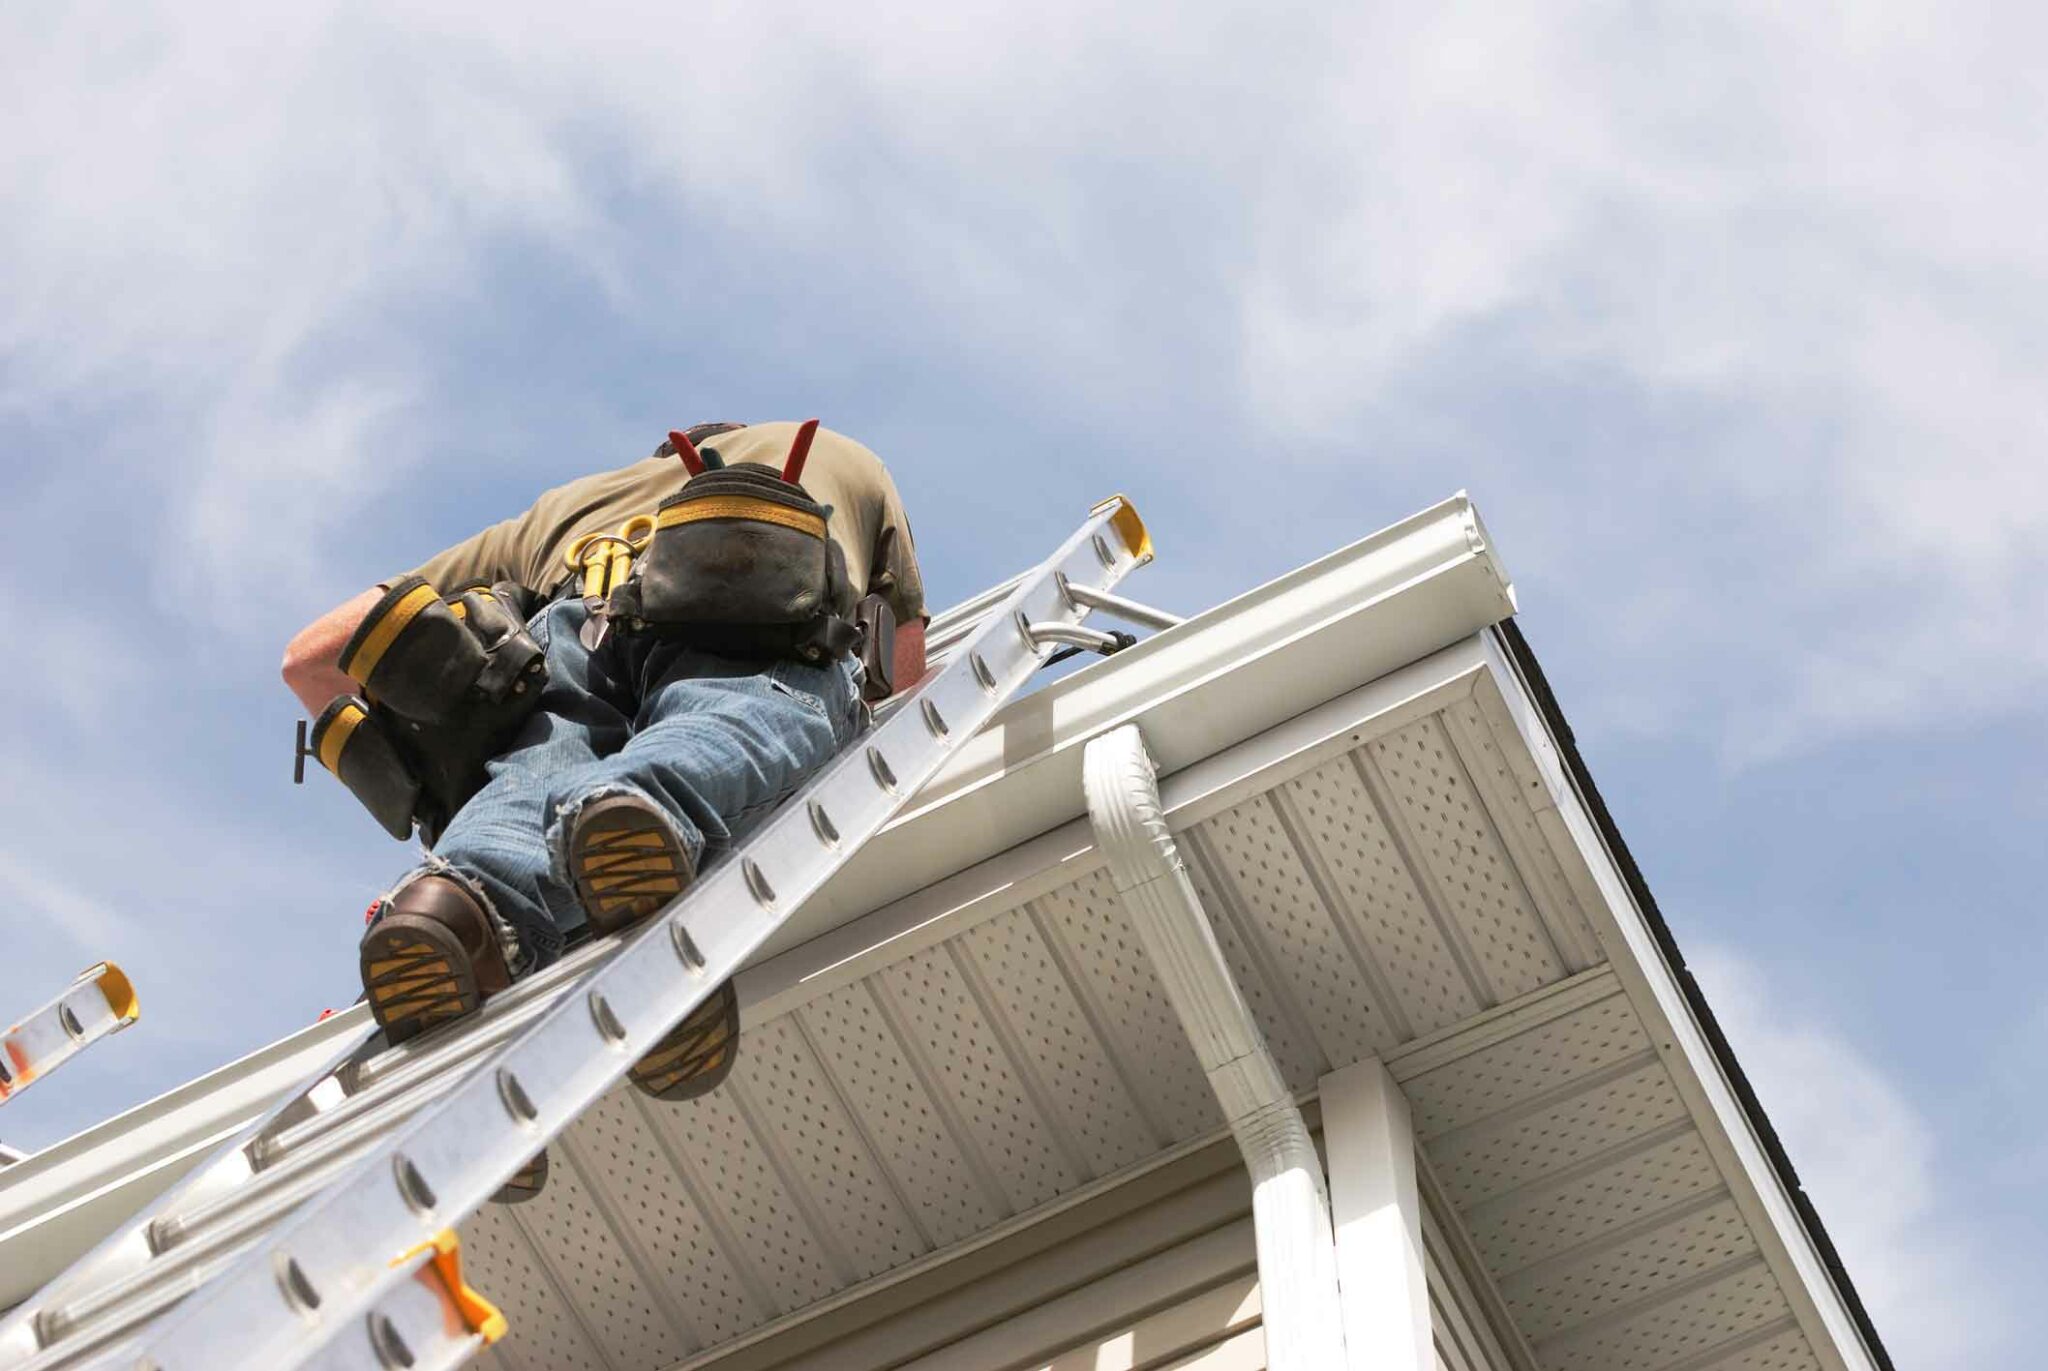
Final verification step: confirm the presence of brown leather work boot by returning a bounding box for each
[358,875,543,1202]
[629,979,741,1103]
[494,1148,550,1205]
[565,793,740,1102]
[358,874,514,1046]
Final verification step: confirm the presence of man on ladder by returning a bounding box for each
[281,420,926,1198]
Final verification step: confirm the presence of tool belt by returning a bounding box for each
[605,429,861,666]
[308,578,547,842]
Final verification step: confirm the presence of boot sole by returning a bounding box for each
[493,1149,549,1205]
[569,800,695,936]
[567,798,739,1101]
[630,980,740,1103]
[360,915,482,1045]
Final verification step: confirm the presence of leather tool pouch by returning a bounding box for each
[308,698,420,840]
[607,465,858,663]
[318,576,548,841]
[855,594,895,701]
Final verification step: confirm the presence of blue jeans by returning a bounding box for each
[402,596,864,972]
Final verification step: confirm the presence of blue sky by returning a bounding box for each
[3,4,2042,1365]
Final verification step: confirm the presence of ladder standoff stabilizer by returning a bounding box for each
[4,497,1156,1371]
[0,963,140,1107]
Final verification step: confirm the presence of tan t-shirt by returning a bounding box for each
[407,421,926,623]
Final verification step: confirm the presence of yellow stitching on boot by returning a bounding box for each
[366,950,447,975]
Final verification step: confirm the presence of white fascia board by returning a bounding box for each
[743,638,1497,1020]
[0,1006,372,1311]
[1471,630,1885,1371]
[765,492,1516,963]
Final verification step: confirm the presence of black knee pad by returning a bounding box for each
[449,582,547,707]
[316,578,547,842]
[309,696,421,840]
[339,576,489,724]
[339,576,546,726]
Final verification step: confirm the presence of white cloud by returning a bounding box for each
[1236,3,2048,755]
[0,848,150,959]
[5,0,2045,743]
[171,369,419,619]
[0,580,140,729]
[1690,944,2017,1369]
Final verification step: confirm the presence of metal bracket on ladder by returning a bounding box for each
[0,964,140,1108]
[2,496,1155,1371]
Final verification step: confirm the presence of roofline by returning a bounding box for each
[1491,618,1895,1371]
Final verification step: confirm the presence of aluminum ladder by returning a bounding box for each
[0,965,140,1109]
[1,497,1158,1371]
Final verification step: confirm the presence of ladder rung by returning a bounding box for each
[24,1237,258,1371]
[155,1126,387,1258]
[254,972,588,1170]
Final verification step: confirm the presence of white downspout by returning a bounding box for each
[1083,724,1347,1371]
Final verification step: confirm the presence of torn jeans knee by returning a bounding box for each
[545,780,706,899]
[381,857,537,978]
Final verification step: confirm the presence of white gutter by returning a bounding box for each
[1084,724,1347,1371]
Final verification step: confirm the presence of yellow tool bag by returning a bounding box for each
[307,579,547,841]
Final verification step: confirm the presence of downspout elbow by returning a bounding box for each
[1084,724,1347,1371]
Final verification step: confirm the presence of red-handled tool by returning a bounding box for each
[782,418,820,484]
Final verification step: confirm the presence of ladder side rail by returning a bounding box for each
[108,502,1149,1371]
[924,570,1030,638]
[924,602,1025,671]
[18,1237,491,1371]
[860,577,1031,724]
[295,1233,505,1371]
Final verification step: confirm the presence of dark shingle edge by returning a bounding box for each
[1494,617,1894,1371]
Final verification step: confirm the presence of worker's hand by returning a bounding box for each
[281,586,385,716]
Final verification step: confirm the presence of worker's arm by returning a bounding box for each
[281,587,384,716]
[893,617,927,692]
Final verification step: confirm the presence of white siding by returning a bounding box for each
[668,1131,1522,1371]
[1426,1201,1524,1371]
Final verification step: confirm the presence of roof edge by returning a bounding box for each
[1492,618,1894,1371]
